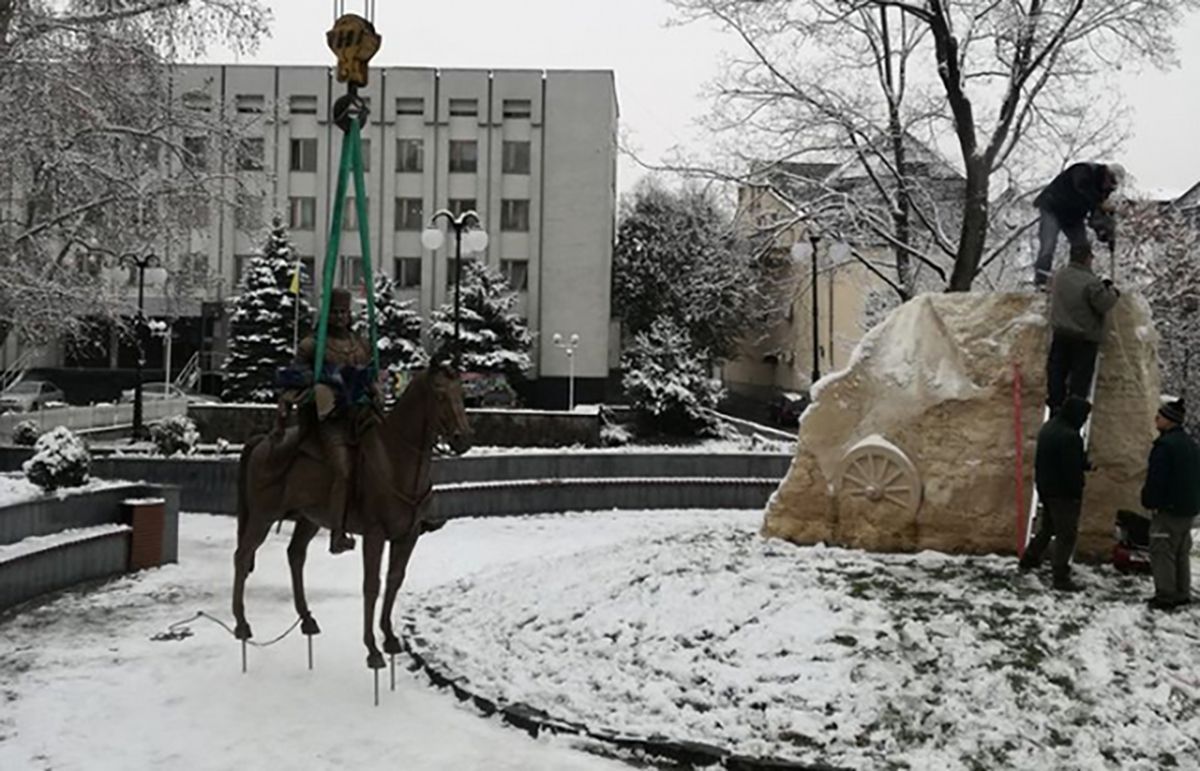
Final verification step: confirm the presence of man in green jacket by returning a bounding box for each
[1021,396,1092,591]
[1047,243,1121,412]
[1141,399,1200,610]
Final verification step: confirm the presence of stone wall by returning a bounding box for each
[763,292,1160,560]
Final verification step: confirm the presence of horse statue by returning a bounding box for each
[232,364,472,668]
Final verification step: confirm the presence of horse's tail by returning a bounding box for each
[237,436,263,543]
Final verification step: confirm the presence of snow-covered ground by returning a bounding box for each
[0,473,132,507]
[2,508,1196,770]
[0,510,739,770]
[410,517,1200,771]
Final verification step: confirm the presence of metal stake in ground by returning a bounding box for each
[390,654,395,691]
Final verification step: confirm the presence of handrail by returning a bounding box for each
[0,348,38,392]
[174,352,201,390]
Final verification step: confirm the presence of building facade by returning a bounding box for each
[6,65,618,407]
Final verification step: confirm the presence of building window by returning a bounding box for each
[235,193,263,233]
[502,141,531,175]
[297,256,316,295]
[343,198,367,231]
[448,198,476,217]
[503,99,532,119]
[236,137,265,171]
[501,259,529,291]
[394,257,422,288]
[235,94,265,114]
[289,196,316,231]
[395,198,423,231]
[500,199,530,232]
[290,95,318,115]
[340,256,366,289]
[182,136,207,170]
[396,97,423,115]
[183,90,211,112]
[396,138,423,172]
[448,140,477,173]
[449,98,477,117]
[177,195,209,230]
[445,258,476,287]
[290,138,318,172]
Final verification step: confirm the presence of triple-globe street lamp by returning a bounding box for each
[790,233,851,391]
[551,333,580,411]
[117,252,166,439]
[420,210,489,365]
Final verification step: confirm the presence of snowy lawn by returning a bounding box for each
[408,515,1200,771]
[0,510,748,770]
[0,472,132,507]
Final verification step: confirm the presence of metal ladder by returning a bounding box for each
[1023,352,1102,551]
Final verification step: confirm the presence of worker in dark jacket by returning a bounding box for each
[1141,399,1200,610]
[1020,396,1092,591]
[1033,162,1124,287]
[1046,243,1120,412]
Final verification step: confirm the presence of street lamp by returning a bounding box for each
[118,253,165,439]
[791,231,822,388]
[552,332,580,411]
[421,210,489,367]
[147,319,173,397]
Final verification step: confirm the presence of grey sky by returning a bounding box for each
[201,0,1200,198]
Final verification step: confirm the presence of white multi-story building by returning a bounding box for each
[8,65,618,407]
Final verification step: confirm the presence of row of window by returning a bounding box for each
[200,92,534,119]
[206,137,531,175]
[229,255,529,292]
[285,196,531,232]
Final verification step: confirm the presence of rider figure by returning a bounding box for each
[277,287,382,554]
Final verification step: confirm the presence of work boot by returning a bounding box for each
[1053,576,1081,593]
[329,528,356,554]
[1017,557,1038,574]
[1146,596,1175,611]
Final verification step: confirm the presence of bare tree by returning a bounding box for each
[668,0,1198,292]
[0,0,270,349]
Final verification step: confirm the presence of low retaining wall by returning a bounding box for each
[0,483,180,612]
[185,404,602,447]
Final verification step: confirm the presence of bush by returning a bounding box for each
[23,426,91,491]
[150,416,201,456]
[11,420,40,446]
[621,317,723,438]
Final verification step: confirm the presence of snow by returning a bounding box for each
[3,509,1196,770]
[0,473,131,506]
[0,524,131,564]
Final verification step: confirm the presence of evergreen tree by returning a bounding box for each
[621,316,723,437]
[430,260,532,381]
[356,275,427,403]
[222,217,314,402]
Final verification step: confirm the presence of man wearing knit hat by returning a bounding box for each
[1141,399,1200,610]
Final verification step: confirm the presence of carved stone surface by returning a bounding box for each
[763,292,1160,559]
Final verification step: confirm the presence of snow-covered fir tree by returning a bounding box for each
[222,217,314,403]
[355,275,427,403]
[621,316,723,437]
[429,260,532,381]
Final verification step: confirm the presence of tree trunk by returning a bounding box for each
[948,159,990,292]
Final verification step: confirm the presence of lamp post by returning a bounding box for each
[421,210,489,367]
[147,319,173,396]
[791,232,821,388]
[118,252,163,439]
[552,332,580,411]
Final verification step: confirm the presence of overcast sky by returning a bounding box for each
[200,0,1200,199]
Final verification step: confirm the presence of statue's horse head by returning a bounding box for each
[424,361,473,455]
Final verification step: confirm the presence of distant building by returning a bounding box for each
[5,65,618,407]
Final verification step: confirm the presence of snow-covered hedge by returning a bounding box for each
[11,420,40,447]
[149,416,201,456]
[22,427,91,491]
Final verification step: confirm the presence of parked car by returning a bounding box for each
[768,391,808,428]
[119,383,220,404]
[0,380,66,413]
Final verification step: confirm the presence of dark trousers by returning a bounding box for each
[1150,512,1194,603]
[1034,209,1089,285]
[1023,498,1081,581]
[1046,333,1099,410]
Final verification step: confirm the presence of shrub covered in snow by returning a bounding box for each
[22,426,91,491]
[11,420,40,446]
[621,317,723,437]
[149,416,201,456]
[429,261,533,382]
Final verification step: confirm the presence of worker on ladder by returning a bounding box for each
[1046,242,1121,414]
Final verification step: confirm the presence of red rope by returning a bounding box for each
[1013,362,1026,558]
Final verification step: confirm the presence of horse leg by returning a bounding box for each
[380,527,421,655]
[232,515,275,641]
[287,517,322,635]
[361,529,386,669]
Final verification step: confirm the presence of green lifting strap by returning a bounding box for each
[313,118,380,383]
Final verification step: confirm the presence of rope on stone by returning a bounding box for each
[151,610,302,648]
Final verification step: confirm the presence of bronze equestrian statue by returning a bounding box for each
[233,306,472,667]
